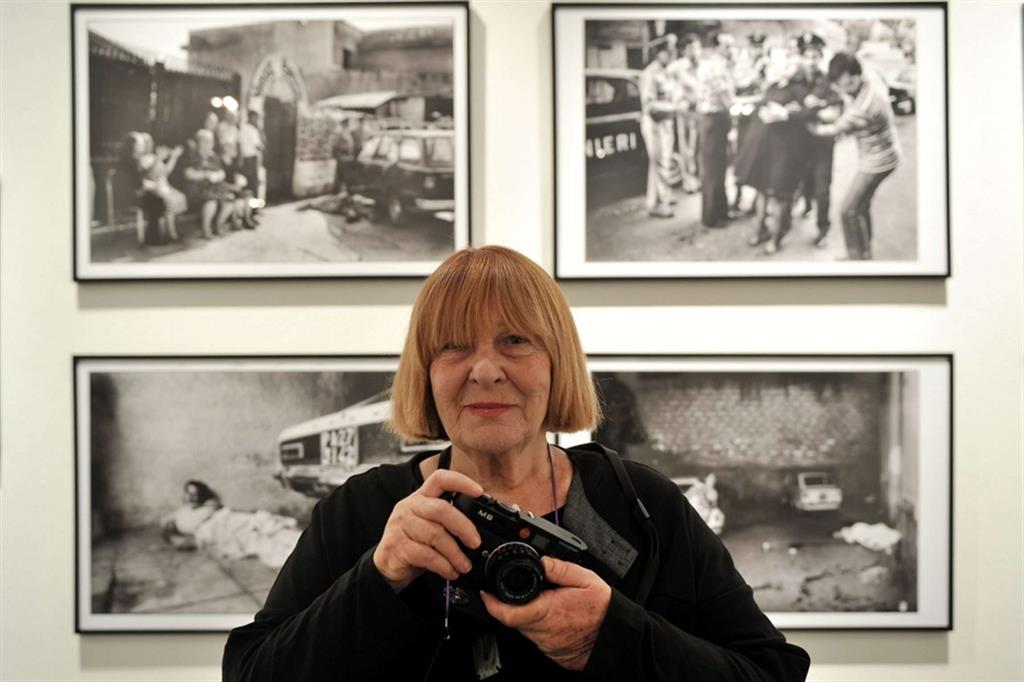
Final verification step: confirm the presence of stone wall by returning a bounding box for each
[597,371,888,502]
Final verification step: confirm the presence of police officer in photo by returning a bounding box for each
[794,32,842,247]
[666,33,703,194]
[639,45,677,219]
[695,32,737,228]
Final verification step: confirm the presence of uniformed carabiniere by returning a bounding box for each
[638,46,677,219]
[695,32,737,228]
[794,32,843,247]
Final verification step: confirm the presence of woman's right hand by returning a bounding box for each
[372,469,483,593]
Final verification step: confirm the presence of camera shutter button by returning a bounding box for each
[495,500,519,513]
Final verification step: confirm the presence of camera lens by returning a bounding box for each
[485,542,544,605]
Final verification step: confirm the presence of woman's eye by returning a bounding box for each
[440,342,468,352]
[502,334,535,354]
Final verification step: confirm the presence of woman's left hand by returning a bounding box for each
[481,556,611,671]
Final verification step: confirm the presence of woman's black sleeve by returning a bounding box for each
[580,478,811,681]
[222,485,440,681]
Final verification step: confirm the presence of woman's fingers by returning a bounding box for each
[413,497,481,550]
[401,540,461,581]
[374,466,486,591]
[419,468,483,500]
[401,518,473,575]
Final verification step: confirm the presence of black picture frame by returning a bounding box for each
[72,3,470,282]
[557,353,953,630]
[75,353,953,632]
[553,3,950,280]
[73,354,421,633]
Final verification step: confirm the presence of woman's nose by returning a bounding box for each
[467,346,505,384]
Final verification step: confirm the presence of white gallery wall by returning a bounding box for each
[1,0,1022,679]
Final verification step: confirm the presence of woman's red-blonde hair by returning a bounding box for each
[389,246,601,440]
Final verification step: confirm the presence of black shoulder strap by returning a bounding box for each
[600,445,652,526]
[437,446,452,471]
[585,443,660,607]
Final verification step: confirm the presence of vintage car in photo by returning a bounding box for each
[672,475,726,535]
[784,470,844,512]
[349,129,455,225]
[585,68,648,210]
[858,41,917,116]
[276,392,446,498]
[885,78,916,116]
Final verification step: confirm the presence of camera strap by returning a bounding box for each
[433,446,507,680]
[595,444,660,608]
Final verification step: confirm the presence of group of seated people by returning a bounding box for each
[125,109,263,246]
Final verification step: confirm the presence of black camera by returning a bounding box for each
[448,492,588,605]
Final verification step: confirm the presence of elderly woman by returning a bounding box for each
[184,128,234,239]
[223,246,810,681]
[734,50,812,255]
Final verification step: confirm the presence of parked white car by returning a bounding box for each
[786,471,843,512]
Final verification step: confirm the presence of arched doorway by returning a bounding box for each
[262,96,296,202]
[246,54,308,204]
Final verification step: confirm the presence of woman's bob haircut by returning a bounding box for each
[390,246,601,441]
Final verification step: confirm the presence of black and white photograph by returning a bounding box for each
[559,356,952,629]
[73,4,469,280]
[553,4,948,279]
[74,356,444,632]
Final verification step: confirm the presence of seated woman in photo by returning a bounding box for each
[121,132,187,246]
[161,479,222,550]
[184,129,234,239]
[162,479,301,570]
[137,138,187,243]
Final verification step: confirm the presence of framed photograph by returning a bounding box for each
[72,3,469,281]
[74,355,445,633]
[553,3,948,279]
[558,355,952,630]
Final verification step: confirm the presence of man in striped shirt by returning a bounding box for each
[809,52,901,260]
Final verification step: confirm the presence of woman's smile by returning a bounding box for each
[465,402,516,417]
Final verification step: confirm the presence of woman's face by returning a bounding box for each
[197,134,214,157]
[429,317,551,456]
[184,484,201,506]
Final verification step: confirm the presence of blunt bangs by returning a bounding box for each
[416,255,556,363]
[390,246,601,441]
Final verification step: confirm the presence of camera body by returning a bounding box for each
[449,492,588,605]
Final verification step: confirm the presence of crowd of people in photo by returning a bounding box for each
[640,29,903,260]
[123,107,266,247]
